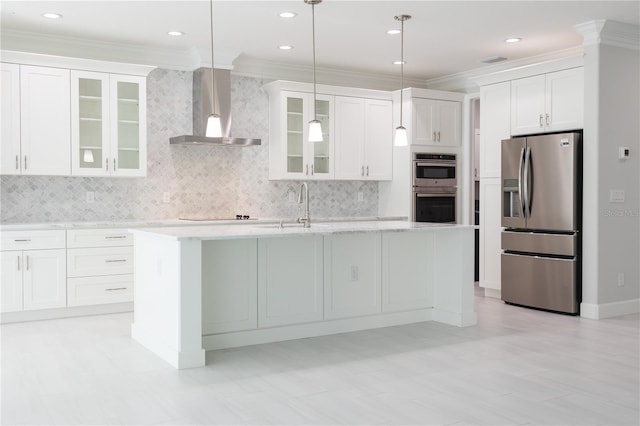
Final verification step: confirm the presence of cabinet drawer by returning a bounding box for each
[67,228,133,248]
[1,230,66,251]
[67,275,133,306]
[67,246,133,277]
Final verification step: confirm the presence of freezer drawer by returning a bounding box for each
[501,252,578,314]
[502,231,576,256]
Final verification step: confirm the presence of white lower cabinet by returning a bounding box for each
[324,233,381,319]
[1,230,67,313]
[258,236,323,328]
[66,228,133,307]
[382,232,434,312]
[1,249,67,312]
[202,239,258,335]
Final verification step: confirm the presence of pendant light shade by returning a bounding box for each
[394,126,408,147]
[308,119,323,142]
[205,113,222,137]
[83,149,94,163]
[306,0,323,143]
[394,14,411,147]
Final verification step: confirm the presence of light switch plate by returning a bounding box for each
[609,189,625,203]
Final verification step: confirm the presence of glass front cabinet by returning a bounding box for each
[272,90,334,180]
[71,71,146,177]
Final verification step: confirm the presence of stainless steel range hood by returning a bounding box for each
[170,68,261,146]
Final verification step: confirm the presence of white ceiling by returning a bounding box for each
[1,1,639,83]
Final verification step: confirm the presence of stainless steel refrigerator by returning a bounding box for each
[501,132,582,314]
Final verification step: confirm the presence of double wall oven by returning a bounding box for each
[413,153,457,223]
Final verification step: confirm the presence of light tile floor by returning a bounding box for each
[2,292,639,425]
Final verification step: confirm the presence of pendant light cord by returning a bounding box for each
[209,0,216,116]
[399,17,404,127]
[312,2,317,121]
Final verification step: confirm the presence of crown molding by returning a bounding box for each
[575,20,640,50]
[232,55,428,91]
[425,45,585,92]
[0,29,202,70]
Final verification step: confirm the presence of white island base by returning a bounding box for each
[130,222,477,369]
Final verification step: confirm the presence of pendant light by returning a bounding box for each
[305,0,323,143]
[394,14,411,147]
[205,0,222,138]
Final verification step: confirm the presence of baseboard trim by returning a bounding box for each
[203,309,436,351]
[1,302,133,324]
[580,299,640,319]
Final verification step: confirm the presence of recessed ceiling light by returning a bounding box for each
[42,12,62,19]
[167,31,184,36]
[279,11,297,18]
[279,45,294,50]
[393,60,406,65]
[387,29,401,35]
[505,37,522,43]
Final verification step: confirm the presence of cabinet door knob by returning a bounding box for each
[113,159,117,171]
[306,164,309,175]
[15,155,19,171]
[26,256,29,271]
[17,256,20,271]
[24,156,27,170]
[545,113,550,126]
[366,166,369,176]
[361,166,364,176]
[311,164,314,175]
[105,159,109,171]
[437,131,441,142]
[433,131,436,141]
[539,114,543,127]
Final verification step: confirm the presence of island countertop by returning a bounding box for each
[129,220,473,241]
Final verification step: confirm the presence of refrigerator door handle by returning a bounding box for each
[518,147,526,219]
[523,146,532,218]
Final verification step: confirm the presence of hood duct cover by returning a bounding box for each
[170,68,261,146]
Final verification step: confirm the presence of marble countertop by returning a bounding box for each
[0,216,407,232]
[130,220,472,241]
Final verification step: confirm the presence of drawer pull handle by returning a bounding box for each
[105,259,127,263]
[106,287,127,291]
[105,236,127,239]
[14,239,31,242]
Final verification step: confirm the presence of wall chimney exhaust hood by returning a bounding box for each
[170,68,261,146]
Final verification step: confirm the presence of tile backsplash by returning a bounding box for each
[0,69,378,224]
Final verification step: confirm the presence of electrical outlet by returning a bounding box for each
[350,265,359,282]
[162,192,171,204]
[288,191,295,202]
[618,272,625,287]
[86,192,95,203]
[357,192,364,202]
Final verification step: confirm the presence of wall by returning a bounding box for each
[0,69,378,224]
[580,21,640,318]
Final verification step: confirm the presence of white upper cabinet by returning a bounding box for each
[265,81,392,181]
[19,65,71,176]
[511,67,584,135]
[1,63,21,175]
[334,97,392,180]
[71,71,147,177]
[269,90,334,180]
[412,98,461,146]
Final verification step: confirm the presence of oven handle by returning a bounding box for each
[415,161,456,167]
[415,193,456,198]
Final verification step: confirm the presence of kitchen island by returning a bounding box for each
[130,221,476,369]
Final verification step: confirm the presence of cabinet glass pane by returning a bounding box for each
[78,78,103,169]
[116,81,140,170]
[286,96,304,173]
[313,99,330,174]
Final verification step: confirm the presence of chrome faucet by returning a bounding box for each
[297,182,311,228]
